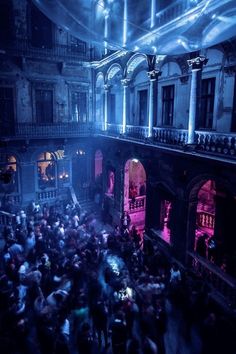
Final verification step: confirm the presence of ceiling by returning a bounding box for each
[33,0,236,55]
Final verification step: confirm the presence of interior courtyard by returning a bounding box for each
[0,1,236,353]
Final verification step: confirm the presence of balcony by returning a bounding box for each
[2,122,236,161]
[1,39,92,62]
[98,125,236,161]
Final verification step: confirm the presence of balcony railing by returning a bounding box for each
[3,122,236,161]
[126,125,148,140]
[195,131,236,158]
[37,189,58,201]
[155,0,201,28]
[0,210,15,226]
[153,127,188,145]
[3,39,92,62]
[14,122,94,139]
[129,196,146,213]
[197,211,215,229]
[107,124,123,136]
[187,251,236,309]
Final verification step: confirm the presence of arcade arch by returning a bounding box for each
[124,159,146,232]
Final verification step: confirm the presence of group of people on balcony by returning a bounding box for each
[195,232,236,277]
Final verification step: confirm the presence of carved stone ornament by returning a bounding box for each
[103,84,111,91]
[147,69,162,81]
[121,78,131,87]
[187,56,208,70]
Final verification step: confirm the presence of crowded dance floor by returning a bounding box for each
[0,199,235,354]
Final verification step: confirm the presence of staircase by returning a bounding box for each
[79,199,97,213]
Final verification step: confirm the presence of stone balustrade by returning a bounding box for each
[195,131,236,157]
[107,124,123,135]
[3,122,236,161]
[37,189,57,201]
[129,196,146,213]
[197,211,215,229]
[126,125,148,139]
[153,127,188,145]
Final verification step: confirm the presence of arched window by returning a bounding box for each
[195,180,216,258]
[37,152,56,189]
[124,159,146,233]
[0,154,18,193]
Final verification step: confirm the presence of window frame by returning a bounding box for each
[32,81,55,124]
[0,82,16,134]
[138,88,148,127]
[199,77,216,130]
[68,84,89,123]
[161,84,175,127]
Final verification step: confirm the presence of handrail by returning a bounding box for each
[3,38,92,61]
[187,250,236,310]
[188,251,236,288]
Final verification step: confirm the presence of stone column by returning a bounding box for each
[151,0,156,28]
[123,0,128,47]
[171,195,189,263]
[187,56,208,144]
[21,162,36,204]
[104,10,110,55]
[121,78,130,134]
[147,69,161,138]
[103,84,110,131]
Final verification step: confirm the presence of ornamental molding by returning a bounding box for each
[121,78,131,86]
[187,56,208,70]
[147,69,162,81]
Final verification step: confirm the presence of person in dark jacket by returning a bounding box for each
[110,311,127,354]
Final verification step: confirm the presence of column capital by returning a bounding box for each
[121,78,131,87]
[147,69,162,81]
[187,56,208,71]
[103,84,111,91]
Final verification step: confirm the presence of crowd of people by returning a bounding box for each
[0,198,235,354]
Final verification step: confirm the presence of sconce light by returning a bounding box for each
[59,172,69,181]
[76,149,86,155]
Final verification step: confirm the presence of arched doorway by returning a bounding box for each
[190,178,236,277]
[124,159,146,232]
[37,152,56,189]
[195,179,216,258]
